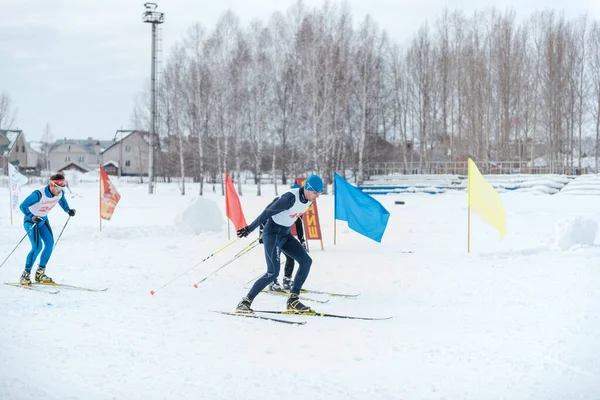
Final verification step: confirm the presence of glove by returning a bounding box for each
[258,232,264,244]
[31,215,43,224]
[300,239,307,250]
[237,226,250,238]
[68,209,76,217]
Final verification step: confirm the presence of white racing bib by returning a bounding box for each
[27,187,62,217]
[271,188,312,227]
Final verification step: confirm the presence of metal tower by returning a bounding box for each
[142,2,164,194]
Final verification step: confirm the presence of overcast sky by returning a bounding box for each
[1,0,598,142]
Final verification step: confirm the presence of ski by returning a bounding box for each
[33,282,108,292]
[299,288,360,298]
[245,285,357,298]
[260,289,329,304]
[5,282,60,294]
[211,310,306,325]
[254,309,392,321]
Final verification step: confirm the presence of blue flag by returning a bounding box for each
[334,173,390,242]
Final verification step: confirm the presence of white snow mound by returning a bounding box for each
[175,197,224,234]
[554,216,597,250]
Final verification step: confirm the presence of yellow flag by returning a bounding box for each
[468,158,506,239]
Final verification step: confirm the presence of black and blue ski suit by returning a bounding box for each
[246,187,313,299]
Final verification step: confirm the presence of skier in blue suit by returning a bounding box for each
[235,174,324,313]
[18,173,76,285]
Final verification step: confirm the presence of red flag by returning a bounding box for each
[100,166,121,221]
[225,171,247,230]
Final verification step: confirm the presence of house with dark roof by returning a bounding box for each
[48,137,114,173]
[0,129,27,171]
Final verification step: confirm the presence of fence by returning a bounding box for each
[366,161,593,177]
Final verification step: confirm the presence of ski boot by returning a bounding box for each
[34,267,54,284]
[287,293,312,312]
[268,280,284,292]
[20,270,31,286]
[236,296,254,313]
[282,277,293,291]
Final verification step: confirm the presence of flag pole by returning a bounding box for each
[468,205,471,253]
[8,175,13,225]
[333,178,337,246]
[467,162,471,253]
[225,170,230,240]
[99,173,102,232]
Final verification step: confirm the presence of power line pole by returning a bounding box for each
[142,2,164,194]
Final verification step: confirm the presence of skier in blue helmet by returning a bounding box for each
[258,182,306,292]
[236,174,324,313]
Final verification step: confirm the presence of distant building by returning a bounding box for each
[26,141,44,172]
[0,129,27,172]
[100,131,150,176]
[48,137,113,173]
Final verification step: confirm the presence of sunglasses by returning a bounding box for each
[50,180,68,190]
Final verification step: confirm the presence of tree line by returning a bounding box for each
[129,2,600,195]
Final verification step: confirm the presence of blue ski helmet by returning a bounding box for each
[304,174,324,193]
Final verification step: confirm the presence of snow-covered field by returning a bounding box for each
[1,179,600,400]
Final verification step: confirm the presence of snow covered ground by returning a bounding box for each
[1,179,600,400]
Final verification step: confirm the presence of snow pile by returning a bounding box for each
[554,216,598,250]
[174,196,223,234]
[559,174,600,195]
[365,174,572,195]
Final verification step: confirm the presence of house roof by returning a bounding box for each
[51,138,114,154]
[0,129,23,156]
[103,160,119,168]
[58,161,92,172]
[27,141,45,153]
[101,130,151,154]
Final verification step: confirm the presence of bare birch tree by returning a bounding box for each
[589,21,600,171]
[0,91,18,130]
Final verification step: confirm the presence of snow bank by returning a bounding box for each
[554,216,598,250]
[559,174,600,195]
[364,174,573,195]
[174,196,224,234]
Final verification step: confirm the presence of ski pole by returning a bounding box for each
[231,238,259,259]
[194,237,241,265]
[150,238,246,295]
[193,241,259,288]
[53,216,71,250]
[0,223,37,270]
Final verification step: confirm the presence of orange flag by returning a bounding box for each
[100,166,121,221]
[225,171,246,230]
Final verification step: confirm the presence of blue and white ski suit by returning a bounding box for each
[19,186,71,271]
